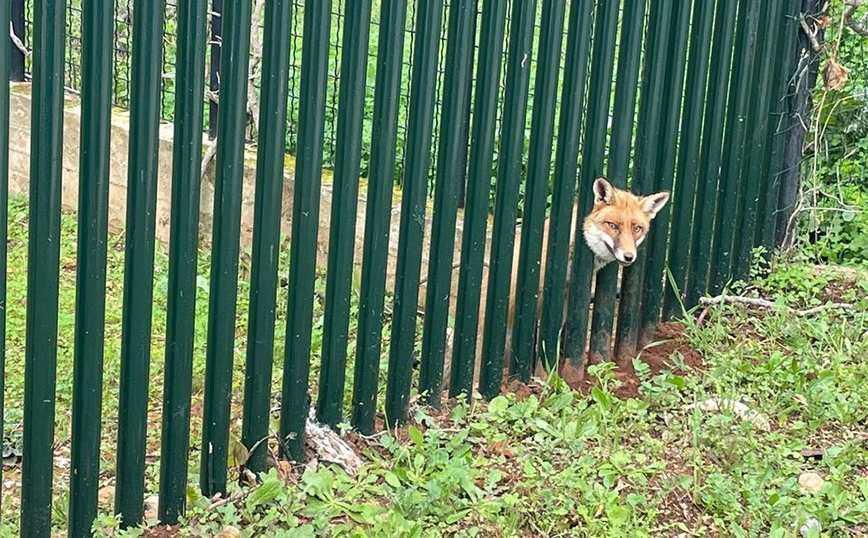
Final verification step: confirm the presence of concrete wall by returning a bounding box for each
[7,82,493,311]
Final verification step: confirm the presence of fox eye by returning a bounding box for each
[633,225,643,234]
[606,222,618,230]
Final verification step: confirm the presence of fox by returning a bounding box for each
[440,176,670,395]
[581,176,671,273]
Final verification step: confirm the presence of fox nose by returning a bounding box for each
[623,253,635,263]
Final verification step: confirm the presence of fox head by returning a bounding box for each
[582,177,670,271]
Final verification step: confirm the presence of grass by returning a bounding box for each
[3,196,868,537]
[0,194,410,533]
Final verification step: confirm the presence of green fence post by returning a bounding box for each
[0,0,9,515]
[419,0,477,405]
[661,0,716,320]
[280,0,333,459]
[759,0,801,252]
[588,0,645,365]
[510,0,567,380]
[563,0,620,364]
[686,0,739,307]
[709,0,761,295]
[735,0,785,280]
[450,0,508,398]
[732,0,783,280]
[351,0,407,435]
[242,0,294,472]
[384,0,445,427]
[319,0,374,426]
[201,0,253,497]
[479,0,537,399]
[538,0,593,370]
[637,0,691,347]
[115,0,165,525]
[614,0,673,361]
[68,0,113,535]
[158,0,208,523]
[21,0,64,534]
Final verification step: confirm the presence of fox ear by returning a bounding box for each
[640,191,670,219]
[593,177,614,204]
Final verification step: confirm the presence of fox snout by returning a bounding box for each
[615,250,635,266]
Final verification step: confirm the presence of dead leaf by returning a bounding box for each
[276,460,296,485]
[490,441,514,458]
[823,56,850,91]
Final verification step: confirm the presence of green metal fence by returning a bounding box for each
[1,0,803,535]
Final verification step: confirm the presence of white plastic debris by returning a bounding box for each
[684,398,771,431]
[800,517,821,537]
[305,408,362,476]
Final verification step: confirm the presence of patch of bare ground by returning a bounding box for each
[141,525,180,538]
[560,322,705,399]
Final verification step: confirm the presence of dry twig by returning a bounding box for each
[844,0,868,36]
[10,23,28,57]
[699,294,854,317]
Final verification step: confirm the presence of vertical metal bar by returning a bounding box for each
[351,0,407,435]
[319,0,373,426]
[384,0,445,427]
[563,0,620,364]
[538,0,593,369]
[115,0,165,526]
[661,0,716,320]
[450,0,508,398]
[478,0,537,400]
[614,0,673,361]
[734,0,783,280]
[158,0,208,524]
[638,0,691,346]
[10,0,25,81]
[21,0,65,534]
[0,0,9,513]
[510,0,567,381]
[588,0,645,365]
[209,0,224,138]
[418,0,477,405]
[242,0,293,473]
[280,0,333,459]
[68,0,113,535]
[709,0,760,295]
[686,0,739,307]
[200,0,252,498]
[759,0,800,252]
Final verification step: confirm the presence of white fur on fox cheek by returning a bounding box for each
[582,226,615,262]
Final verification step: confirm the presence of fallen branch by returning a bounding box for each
[10,23,28,57]
[201,136,218,178]
[699,294,854,317]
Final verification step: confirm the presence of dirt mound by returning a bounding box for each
[561,322,704,400]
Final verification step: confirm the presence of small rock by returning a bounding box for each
[216,526,242,538]
[684,398,771,431]
[98,485,115,505]
[143,495,159,521]
[799,472,825,494]
[800,517,821,537]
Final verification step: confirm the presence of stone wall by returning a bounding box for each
[7,82,493,312]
